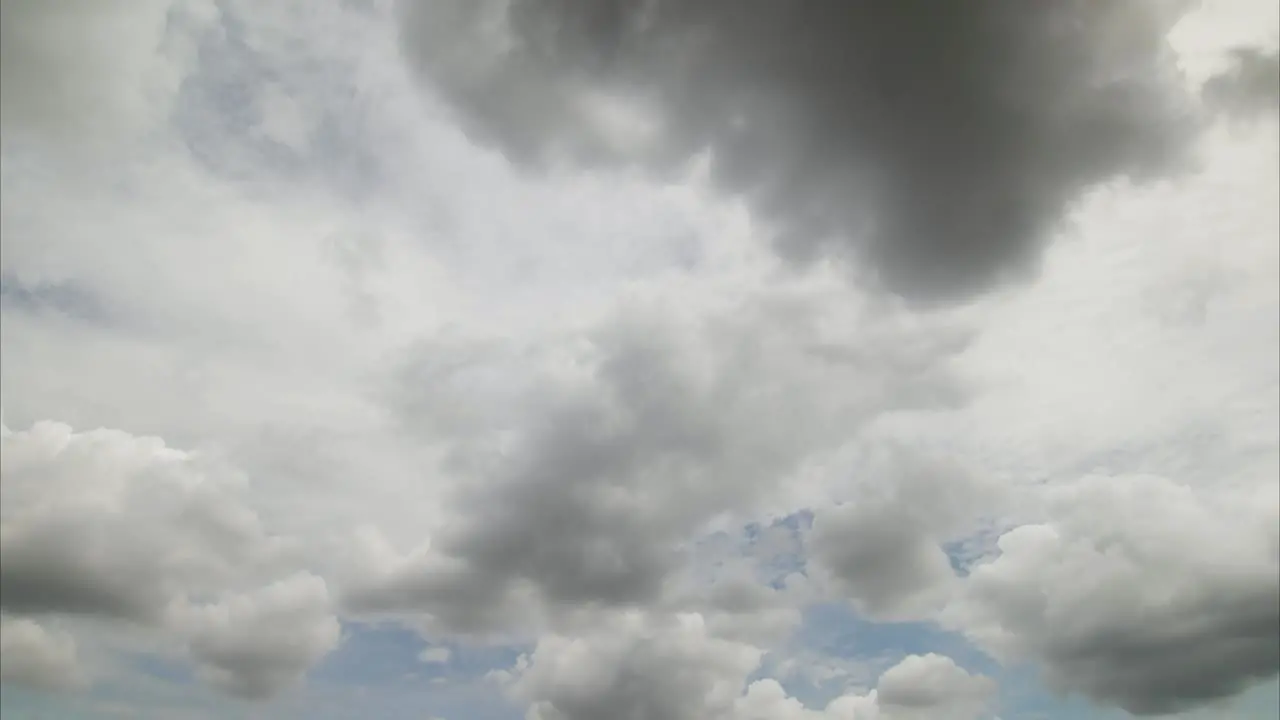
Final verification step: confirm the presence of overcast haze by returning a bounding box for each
[1,1,1278,719]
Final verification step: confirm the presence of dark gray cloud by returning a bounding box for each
[0,519,167,622]
[1046,588,1279,716]
[1203,46,1280,118]
[0,462,279,626]
[400,0,1198,301]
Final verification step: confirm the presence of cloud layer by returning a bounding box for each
[1,1,1277,719]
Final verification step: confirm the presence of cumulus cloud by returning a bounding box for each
[811,504,956,623]
[870,653,998,720]
[344,290,972,633]
[0,419,339,700]
[511,611,762,720]
[401,0,1199,301]
[809,452,998,621]
[511,616,996,720]
[167,572,341,700]
[689,569,806,648]
[946,473,1280,716]
[737,653,997,720]
[0,420,292,622]
[0,615,86,692]
[734,679,878,720]
[734,654,997,720]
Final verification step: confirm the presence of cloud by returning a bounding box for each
[166,572,341,701]
[401,0,1199,301]
[686,568,807,648]
[511,611,762,720]
[1,1,1276,718]
[512,618,996,720]
[809,451,998,621]
[734,679,877,720]
[344,289,972,634]
[871,653,998,720]
[0,418,338,700]
[1202,46,1280,117]
[736,653,997,720]
[419,646,452,665]
[811,506,956,624]
[0,616,86,692]
[946,473,1280,716]
[0,420,292,623]
[0,0,215,157]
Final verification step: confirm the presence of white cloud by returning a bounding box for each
[512,612,761,720]
[419,646,452,665]
[871,653,998,720]
[733,654,996,720]
[508,607,996,720]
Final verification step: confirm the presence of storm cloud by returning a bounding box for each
[400,0,1199,301]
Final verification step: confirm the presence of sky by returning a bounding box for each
[0,1,1277,719]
